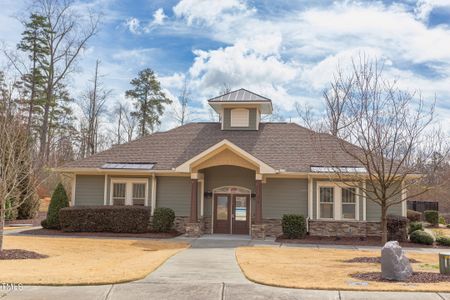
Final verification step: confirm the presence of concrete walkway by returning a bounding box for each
[2,234,450,299]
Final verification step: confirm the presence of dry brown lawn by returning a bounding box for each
[0,236,188,285]
[3,226,32,231]
[236,247,449,292]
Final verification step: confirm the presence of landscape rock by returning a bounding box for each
[381,241,413,281]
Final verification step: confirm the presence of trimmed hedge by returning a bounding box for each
[424,210,439,226]
[282,214,307,239]
[407,209,422,222]
[42,183,69,229]
[387,215,409,242]
[436,236,450,246]
[408,221,423,234]
[410,230,434,245]
[152,207,175,232]
[59,206,151,233]
[439,216,446,225]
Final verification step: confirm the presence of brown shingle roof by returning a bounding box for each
[63,122,363,172]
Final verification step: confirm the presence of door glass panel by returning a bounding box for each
[217,196,229,220]
[235,196,247,221]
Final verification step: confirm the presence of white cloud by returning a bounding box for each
[173,0,254,26]
[152,8,167,25]
[125,17,140,34]
[415,0,450,21]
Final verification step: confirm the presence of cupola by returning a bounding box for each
[207,88,273,130]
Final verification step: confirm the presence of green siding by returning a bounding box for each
[156,176,191,216]
[75,175,104,206]
[262,178,308,219]
[222,108,258,130]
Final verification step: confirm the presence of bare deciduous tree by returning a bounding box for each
[319,56,449,244]
[173,78,191,126]
[79,60,110,157]
[0,113,35,251]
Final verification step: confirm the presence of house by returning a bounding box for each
[60,88,406,238]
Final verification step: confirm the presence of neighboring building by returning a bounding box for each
[59,89,406,238]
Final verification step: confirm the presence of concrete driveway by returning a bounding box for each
[2,235,450,300]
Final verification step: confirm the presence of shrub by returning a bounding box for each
[439,216,446,225]
[407,209,422,222]
[41,183,69,229]
[410,230,434,245]
[409,221,423,234]
[59,206,151,233]
[424,210,439,226]
[436,236,450,247]
[447,224,450,229]
[152,207,175,232]
[282,214,307,239]
[387,215,409,242]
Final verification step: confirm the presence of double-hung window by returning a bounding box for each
[341,188,356,219]
[319,187,334,219]
[317,183,359,220]
[111,179,148,206]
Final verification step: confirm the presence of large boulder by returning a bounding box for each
[381,241,413,281]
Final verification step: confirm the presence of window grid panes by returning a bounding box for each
[132,183,146,206]
[112,183,126,205]
[320,187,334,219]
[342,188,356,219]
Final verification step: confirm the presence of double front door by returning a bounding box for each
[214,194,250,234]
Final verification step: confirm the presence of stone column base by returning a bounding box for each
[185,222,203,237]
[251,224,267,239]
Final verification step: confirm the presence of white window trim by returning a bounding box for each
[316,182,360,221]
[110,178,148,206]
[230,108,249,127]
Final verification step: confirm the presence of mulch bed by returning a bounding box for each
[344,257,419,264]
[0,249,48,260]
[276,235,450,248]
[19,228,181,239]
[352,272,450,283]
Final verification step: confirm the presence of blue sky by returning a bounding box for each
[1,0,450,131]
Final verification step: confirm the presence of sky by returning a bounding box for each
[1,0,450,132]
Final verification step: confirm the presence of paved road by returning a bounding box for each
[2,234,450,300]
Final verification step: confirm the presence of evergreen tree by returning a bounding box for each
[17,13,51,133]
[41,183,69,229]
[125,69,171,137]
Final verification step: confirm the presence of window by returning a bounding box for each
[317,183,359,220]
[342,188,356,219]
[230,108,249,127]
[319,187,334,219]
[111,179,147,206]
[132,183,146,206]
[112,183,126,205]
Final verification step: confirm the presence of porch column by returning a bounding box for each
[255,175,263,224]
[190,177,198,223]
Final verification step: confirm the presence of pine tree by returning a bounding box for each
[125,69,172,137]
[17,13,51,134]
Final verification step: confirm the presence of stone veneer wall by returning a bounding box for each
[309,220,381,237]
[175,216,212,234]
[251,219,283,239]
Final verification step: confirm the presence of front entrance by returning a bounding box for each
[213,193,250,234]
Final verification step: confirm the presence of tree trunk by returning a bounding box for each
[381,206,388,245]
[0,200,5,252]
